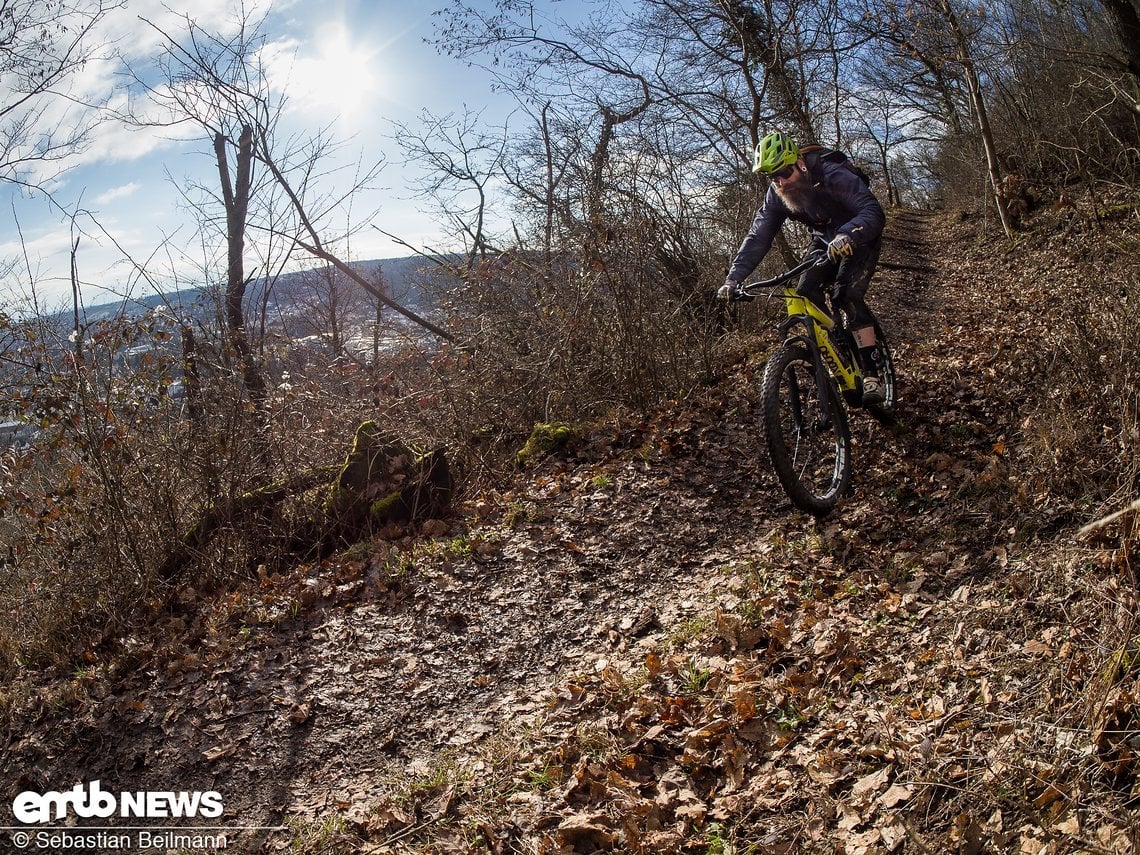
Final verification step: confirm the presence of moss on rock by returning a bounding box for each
[369,491,409,524]
[516,422,581,468]
[325,420,453,536]
[326,421,411,518]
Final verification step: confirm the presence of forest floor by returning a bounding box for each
[3,202,1140,855]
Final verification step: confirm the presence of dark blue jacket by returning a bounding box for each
[727,156,885,284]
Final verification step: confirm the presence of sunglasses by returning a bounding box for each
[767,164,796,181]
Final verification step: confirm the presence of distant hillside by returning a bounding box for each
[78,254,457,323]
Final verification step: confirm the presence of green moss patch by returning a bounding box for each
[515,422,582,468]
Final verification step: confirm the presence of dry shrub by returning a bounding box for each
[373,253,722,483]
[0,243,727,671]
[1,312,197,669]
[1018,221,1140,512]
[0,307,376,673]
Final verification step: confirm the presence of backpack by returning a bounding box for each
[800,144,872,187]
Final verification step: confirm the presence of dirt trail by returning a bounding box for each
[1,208,1051,853]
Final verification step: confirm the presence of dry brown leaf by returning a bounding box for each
[837,804,862,831]
[843,828,882,854]
[879,821,907,852]
[202,744,235,761]
[1052,813,1079,835]
[734,685,758,720]
[556,813,617,849]
[851,765,892,805]
[645,651,664,677]
[1097,824,1134,853]
[879,783,912,808]
[685,717,730,750]
[1032,783,1065,809]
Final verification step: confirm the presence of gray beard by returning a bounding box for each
[773,169,818,214]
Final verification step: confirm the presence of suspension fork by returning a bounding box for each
[778,316,834,430]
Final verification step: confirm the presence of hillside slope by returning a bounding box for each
[3,205,1139,854]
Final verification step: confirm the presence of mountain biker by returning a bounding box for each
[720,131,888,405]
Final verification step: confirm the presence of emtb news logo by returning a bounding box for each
[12,781,224,824]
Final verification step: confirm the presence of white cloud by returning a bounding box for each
[102,0,270,61]
[92,182,141,205]
[0,223,76,263]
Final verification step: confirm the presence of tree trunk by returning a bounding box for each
[541,102,556,262]
[373,299,382,366]
[584,94,650,266]
[215,125,270,407]
[157,465,338,581]
[878,149,897,207]
[940,0,1013,238]
[1103,0,1140,80]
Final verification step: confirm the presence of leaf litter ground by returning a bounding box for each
[3,207,1140,854]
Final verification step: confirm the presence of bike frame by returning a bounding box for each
[778,290,859,394]
[740,252,863,427]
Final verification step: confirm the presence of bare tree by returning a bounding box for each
[501,100,579,260]
[367,267,388,367]
[125,8,449,403]
[0,0,120,191]
[286,263,369,360]
[394,107,509,266]
[849,0,1016,227]
[122,10,283,432]
[436,1,657,244]
[981,0,1139,185]
[937,0,1014,236]
[849,0,972,137]
[844,91,926,207]
[437,0,1135,270]
[214,123,270,408]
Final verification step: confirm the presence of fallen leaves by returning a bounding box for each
[7,210,1140,854]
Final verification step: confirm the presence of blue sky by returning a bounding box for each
[0,0,518,311]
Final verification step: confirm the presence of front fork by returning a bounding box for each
[778,309,860,428]
[779,320,838,430]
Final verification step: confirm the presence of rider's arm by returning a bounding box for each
[825,165,885,246]
[726,188,788,284]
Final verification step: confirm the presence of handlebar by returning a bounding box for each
[739,247,829,297]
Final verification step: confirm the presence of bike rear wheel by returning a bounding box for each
[761,343,852,516]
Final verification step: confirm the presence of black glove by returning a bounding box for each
[826,233,855,262]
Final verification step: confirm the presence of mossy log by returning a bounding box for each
[157,465,337,580]
[516,421,582,468]
[159,421,452,580]
[325,421,452,530]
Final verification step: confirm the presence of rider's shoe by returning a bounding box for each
[862,375,885,406]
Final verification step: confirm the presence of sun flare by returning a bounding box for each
[299,23,381,122]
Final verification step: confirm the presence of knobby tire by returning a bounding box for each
[761,343,852,516]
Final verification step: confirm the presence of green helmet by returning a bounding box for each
[753,131,800,174]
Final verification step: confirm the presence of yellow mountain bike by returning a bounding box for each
[735,248,897,516]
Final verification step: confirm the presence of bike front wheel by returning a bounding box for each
[761,344,852,516]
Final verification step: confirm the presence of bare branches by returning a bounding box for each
[121,6,448,350]
[0,0,120,190]
[393,107,510,266]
